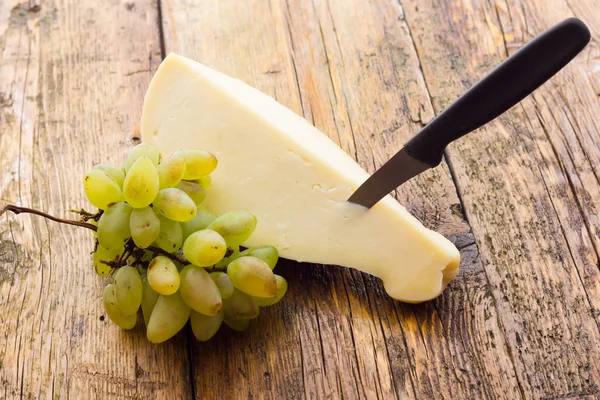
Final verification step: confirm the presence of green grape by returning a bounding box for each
[92,164,125,188]
[172,149,217,180]
[179,264,222,315]
[176,181,206,205]
[196,175,212,189]
[114,266,142,316]
[181,208,217,241]
[129,206,160,249]
[123,157,159,208]
[123,143,160,172]
[254,275,288,306]
[190,310,223,341]
[141,276,159,326]
[155,215,183,253]
[147,256,180,295]
[207,212,257,247]
[97,202,133,250]
[223,288,259,319]
[223,314,250,332]
[209,271,234,299]
[182,230,226,267]
[147,291,191,344]
[83,169,123,210]
[213,246,240,269]
[152,188,197,222]
[103,284,136,330]
[240,245,279,269]
[93,244,123,277]
[157,157,186,189]
[227,256,277,298]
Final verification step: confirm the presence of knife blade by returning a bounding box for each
[348,17,591,209]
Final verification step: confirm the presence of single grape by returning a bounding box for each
[93,244,123,277]
[103,284,136,330]
[196,175,212,189]
[83,169,123,210]
[227,256,277,298]
[176,181,206,205]
[190,310,223,341]
[152,188,197,222]
[182,230,226,267]
[92,164,125,188]
[240,245,279,269]
[172,149,217,180]
[130,206,160,249]
[155,215,183,253]
[141,276,159,326]
[123,143,160,172]
[147,291,191,344]
[123,157,159,208]
[97,202,133,250]
[181,208,217,241]
[157,157,186,189]
[114,266,143,316]
[207,212,257,247]
[179,264,222,316]
[223,314,250,332]
[209,271,234,299]
[147,256,180,295]
[223,288,259,319]
[254,275,288,306]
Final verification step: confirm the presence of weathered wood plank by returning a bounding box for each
[401,0,600,397]
[0,0,192,398]
[161,0,521,398]
[2,0,597,398]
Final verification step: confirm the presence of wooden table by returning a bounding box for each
[1,0,599,398]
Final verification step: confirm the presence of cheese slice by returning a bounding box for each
[141,53,460,303]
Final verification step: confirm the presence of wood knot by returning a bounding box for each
[129,124,142,144]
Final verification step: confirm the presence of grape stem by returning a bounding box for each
[0,204,98,231]
[0,203,194,268]
[70,208,103,222]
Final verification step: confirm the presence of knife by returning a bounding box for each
[348,17,591,209]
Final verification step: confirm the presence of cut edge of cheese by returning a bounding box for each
[141,53,460,303]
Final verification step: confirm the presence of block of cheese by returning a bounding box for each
[141,53,460,303]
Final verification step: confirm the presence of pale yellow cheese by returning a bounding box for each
[141,53,460,303]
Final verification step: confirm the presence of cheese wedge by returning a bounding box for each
[141,53,460,303]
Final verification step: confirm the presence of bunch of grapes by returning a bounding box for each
[83,143,287,343]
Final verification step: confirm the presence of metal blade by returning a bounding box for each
[347,147,430,208]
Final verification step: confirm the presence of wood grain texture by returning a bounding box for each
[160,0,521,398]
[1,0,599,399]
[0,0,192,398]
[401,0,600,397]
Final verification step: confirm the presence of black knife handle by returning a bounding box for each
[405,17,590,167]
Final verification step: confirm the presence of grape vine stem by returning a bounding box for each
[0,204,98,231]
[0,203,190,266]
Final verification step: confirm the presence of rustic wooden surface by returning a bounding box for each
[0,0,598,398]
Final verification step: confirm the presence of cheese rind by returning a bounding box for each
[141,53,460,303]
